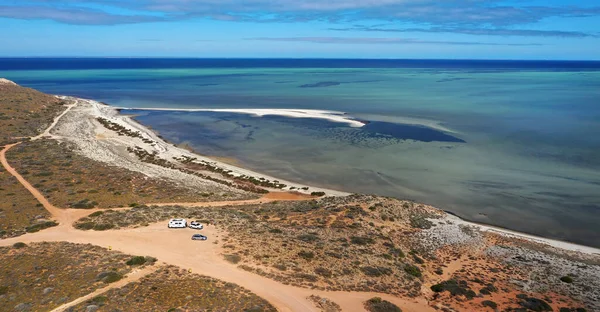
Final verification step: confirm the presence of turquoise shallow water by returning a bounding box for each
[2,59,599,247]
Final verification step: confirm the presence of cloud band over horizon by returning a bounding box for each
[0,0,599,58]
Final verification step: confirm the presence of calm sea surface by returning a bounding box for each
[2,58,599,247]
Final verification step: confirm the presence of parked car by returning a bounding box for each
[191,234,207,241]
[168,218,187,228]
[189,221,204,230]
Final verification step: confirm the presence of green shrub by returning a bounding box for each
[91,296,108,305]
[102,271,122,283]
[26,221,58,233]
[126,256,147,266]
[409,215,433,229]
[404,264,422,278]
[310,191,326,197]
[560,276,574,283]
[482,300,497,309]
[12,242,27,249]
[429,280,475,299]
[0,286,8,295]
[88,211,104,217]
[519,297,552,311]
[364,297,402,312]
[268,228,283,234]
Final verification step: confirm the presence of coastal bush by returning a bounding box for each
[560,276,574,283]
[71,199,98,209]
[482,300,497,309]
[361,266,392,277]
[126,256,147,266]
[518,296,552,311]
[93,223,115,231]
[88,211,104,217]
[310,191,326,197]
[298,251,315,261]
[101,272,123,284]
[350,236,374,245]
[314,267,333,278]
[75,221,95,230]
[224,254,242,264]
[0,286,8,296]
[430,280,476,299]
[13,242,27,249]
[297,233,319,243]
[364,297,402,312]
[409,215,434,229]
[403,264,422,278]
[25,220,58,233]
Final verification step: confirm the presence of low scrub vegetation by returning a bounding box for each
[8,139,246,208]
[0,82,67,145]
[0,242,137,312]
[70,266,276,312]
[364,297,402,312]
[75,195,438,296]
[0,163,51,239]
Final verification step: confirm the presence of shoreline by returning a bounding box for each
[60,95,600,255]
[88,98,350,197]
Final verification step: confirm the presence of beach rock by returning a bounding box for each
[14,302,31,311]
[0,78,17,86]
[85,305,99,312]
[43,287,54,295]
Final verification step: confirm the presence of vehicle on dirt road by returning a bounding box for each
[189,221,204,229]
[168,218,187,228]
[192,234,208,241]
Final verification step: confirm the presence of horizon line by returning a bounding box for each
[1,56,600,62]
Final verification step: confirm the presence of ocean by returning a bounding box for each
[1,58,599,247]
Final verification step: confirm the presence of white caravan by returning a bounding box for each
[168,218,187,228]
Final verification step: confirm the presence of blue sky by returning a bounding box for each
[0,0,599,59]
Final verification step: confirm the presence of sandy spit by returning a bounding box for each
[51,96,349,197]
[118,107,366,127]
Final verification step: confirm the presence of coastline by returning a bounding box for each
[56,95,600,255]
[87,98,350,197]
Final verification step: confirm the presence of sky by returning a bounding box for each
[0,0,599,59]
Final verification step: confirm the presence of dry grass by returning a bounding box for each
[7,139,249,208]
[0,83,66,145]
[69,265,276,312]
[0,242,147,312]
[0,161,52,239]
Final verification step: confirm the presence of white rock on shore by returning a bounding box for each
[0,78,17,85]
